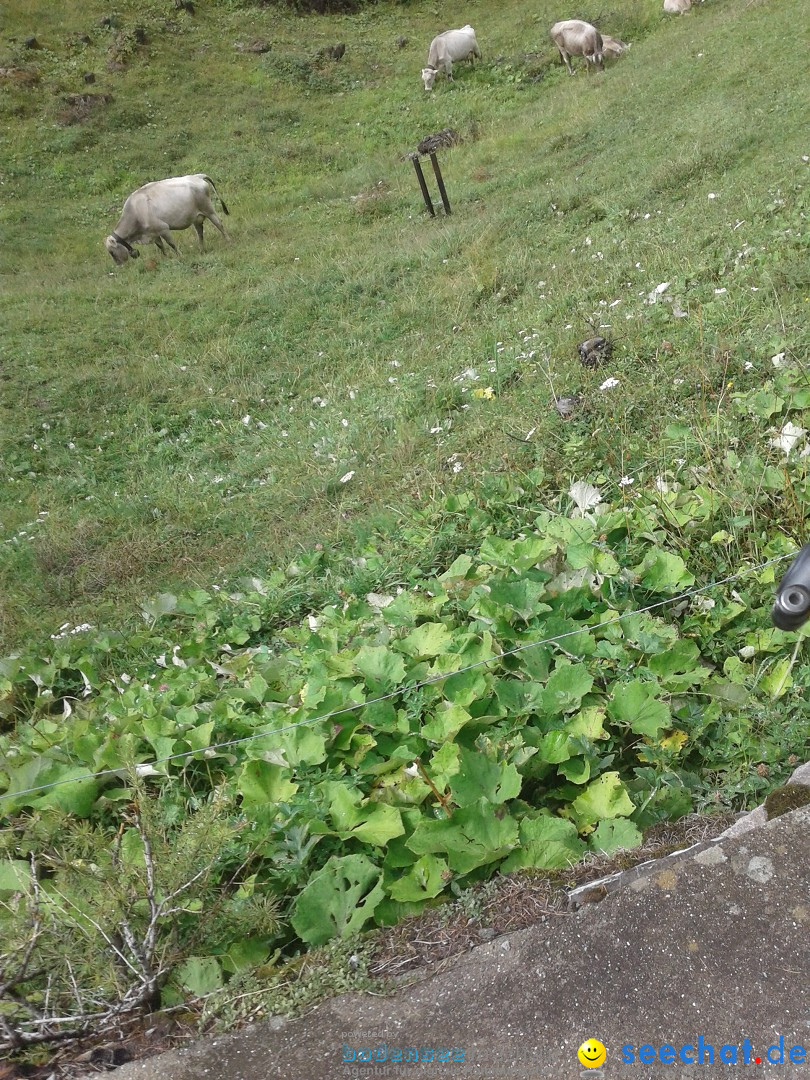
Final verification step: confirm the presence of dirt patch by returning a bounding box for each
[0,66,40,87]
[57,92,112,125]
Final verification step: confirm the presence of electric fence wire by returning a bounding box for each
[0,552,795,807]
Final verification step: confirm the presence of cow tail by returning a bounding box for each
[202,175,229,216]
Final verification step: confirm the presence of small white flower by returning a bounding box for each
[714,288,727,295]
[739,645,756,660]
[771,352,786,368]
[404,762,420,778]
[451,461,463,473]
[341,418,349,427]
[307,614,321,630]
[599,377,620,391]
[674,378,685,386]
[744,361,754,371]
[655,476,669,493]
[339,471,355,483]
[708,192,717,199]
[618,476,634,487]
[241,415,251,425]
[390,360,401,367]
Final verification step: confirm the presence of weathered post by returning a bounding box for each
[410,153,435,217]
[429,152,451,215]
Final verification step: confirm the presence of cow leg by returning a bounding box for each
[159,230,180,256]
[558,47,574,75]
[193,221,205,252]
[203,210,229,242]
[154,237,169,256]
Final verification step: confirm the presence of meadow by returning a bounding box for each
[1,0,809,1056]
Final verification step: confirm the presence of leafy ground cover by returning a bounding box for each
[1,0,809,1060]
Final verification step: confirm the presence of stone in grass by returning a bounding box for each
[554,394,583,418]
[578,336,613,368]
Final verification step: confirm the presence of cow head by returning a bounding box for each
[421,66,438,91]
[105,234,139,264]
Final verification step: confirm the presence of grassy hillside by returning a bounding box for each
[1,0,809,1056]
[2,0,807,648]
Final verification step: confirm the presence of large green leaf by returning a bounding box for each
[355,645,406,689]
[636,549,695,593]
[174,956,223,997]
[238,760,298,806]
[421,704,472,743]
[540,661,594,717]
[501,816,585,872]
[448,748,522,807]
[479,536,556,570]
[326,783,405,847]
[406,798,519,874]
[608,680,670,738]
[486,579,548,622]
[388,854,449,902]
[291,854,385,945]
[571,772,635,825]
[399,623,452,658]
[0,859,30,895]
[589,818,643,855]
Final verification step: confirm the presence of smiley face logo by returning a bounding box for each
[577,1039,607,1068]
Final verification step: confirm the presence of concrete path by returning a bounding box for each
[105,805,810,1080]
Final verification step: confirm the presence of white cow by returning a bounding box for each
[663,0,691,11]
[549,19,604,75]
[421,25,481,91]
[601,34,630,59]
[105,173,229,265]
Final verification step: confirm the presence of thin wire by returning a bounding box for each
[0,552,793,806]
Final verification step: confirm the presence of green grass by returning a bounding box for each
[1,0,808,651]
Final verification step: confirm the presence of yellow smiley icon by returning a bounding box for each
[577,1038,607,1068]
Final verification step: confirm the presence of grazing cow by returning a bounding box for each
[421,25,481,91]
[663,0,691,11]
[601,34,630,59]
[105,173,229,265]
[549,19,604,75]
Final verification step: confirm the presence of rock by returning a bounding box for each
[417,128,461,155]
[83,71,96,83]
[234,39,271,54]
[788,760,810,787]
[318,42,346,61]
[24,36,41,49]
[553,394,583,418]
[578,336,613,368]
